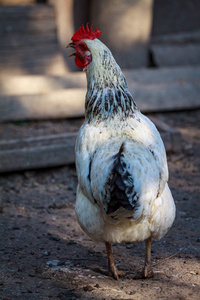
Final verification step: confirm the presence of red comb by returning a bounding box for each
[71,23,102,42]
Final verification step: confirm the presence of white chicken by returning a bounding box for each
[67,24,176,279]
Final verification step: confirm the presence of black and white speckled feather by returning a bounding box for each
[105,142,139,215]
[84,40,137,123]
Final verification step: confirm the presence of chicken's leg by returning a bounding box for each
[105,242,125,280]
[143,237,153,278]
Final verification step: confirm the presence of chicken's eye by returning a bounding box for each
[80,43,87,50]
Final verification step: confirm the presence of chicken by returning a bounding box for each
[67,24,176,280]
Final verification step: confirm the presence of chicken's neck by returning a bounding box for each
[85,48,137,123]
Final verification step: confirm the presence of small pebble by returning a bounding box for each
[126,244,133,249]
[83,285,94,292]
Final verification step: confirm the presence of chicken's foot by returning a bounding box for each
[130,237,153,279]
[142,237,153,278]
[105,242,125,280]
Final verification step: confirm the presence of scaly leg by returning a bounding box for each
[105,242,125,280]
[143,237,153,278]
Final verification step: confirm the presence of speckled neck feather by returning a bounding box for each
[85,47,137,123]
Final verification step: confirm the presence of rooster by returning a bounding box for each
[67,24,176,280]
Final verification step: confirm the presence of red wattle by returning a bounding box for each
[75,56,84,69]
[75,55,92,69]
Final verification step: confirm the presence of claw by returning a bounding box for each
[105,242,126,280]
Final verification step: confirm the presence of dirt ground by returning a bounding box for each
[0,110,200,300]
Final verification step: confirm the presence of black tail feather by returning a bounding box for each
[106,142,139,214]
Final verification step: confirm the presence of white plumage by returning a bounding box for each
[75,111,175,242]
[68,30,176,279]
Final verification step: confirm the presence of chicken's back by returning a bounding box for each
[75,111,175,243]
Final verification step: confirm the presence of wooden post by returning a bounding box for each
[53,0,76,71]
[90,0,154,68]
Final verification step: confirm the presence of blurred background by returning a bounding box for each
[0,0,200,74]
[0,0,200,171]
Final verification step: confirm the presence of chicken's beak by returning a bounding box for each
[67,42,75,48]
[67,42,76,57]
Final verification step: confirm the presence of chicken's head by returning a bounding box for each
[67,23,102,69]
